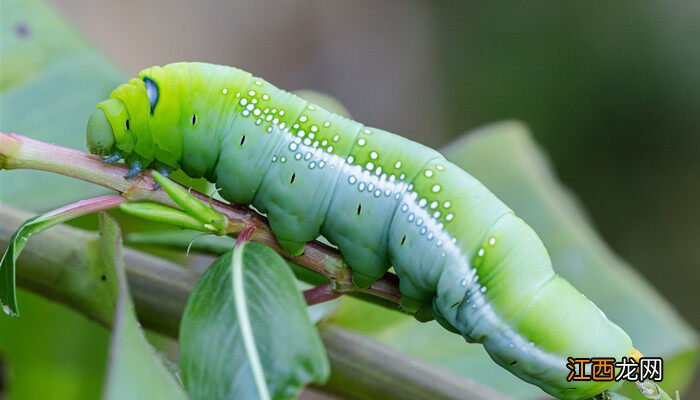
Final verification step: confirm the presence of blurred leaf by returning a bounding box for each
[0,0,124,211]
[331,121,698,399]
[98,213,187,400]
[0,196,122,316]
[180,242,329,400]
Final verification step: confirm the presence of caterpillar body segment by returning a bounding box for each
[87,62,633,399]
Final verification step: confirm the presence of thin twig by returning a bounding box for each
[0,131,401,305]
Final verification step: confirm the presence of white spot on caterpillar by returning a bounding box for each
[395,193,401,199]
[418,198,427,207]
[309,162,316,169]
[394,161,402,169]
[253,109,261,116]
[266,115,273,122]
[297,131,305,138]
[304,152,312,160]
[303,138,312,146]
[319,161,326,168]
[312,141,319,148]
[363,129,371,134]
[280,156,287,163]
[366,162,374,170]
[295,153,302,160]
[324,121,331,127]
[370,151,378,160]
[279,110,285,116]
[348,176,357,184]
[384,188,392,196]
[293,123,300,129]
[489,237,496,246]
[443,201,451,208]
[432,184,441,193]
[408,213,415,222]
[389,174,396,182]
[294,137,302,144]
[289,143,298,151]
[236,92,241,97]
[367,183,374,192]
[420,227,427,235]
[299,115,308,122]
[308,105,316,110]
[327,146,334,153]
[310,125,318,132]
[308,133,315,139]
[401,204,409,212]
[255,118,262,125]
[262,94,269,101]
[222,88,228,95]
[240,98,248,106]
[445,213,454,221]
[246,104,254,111]
[251,99,258,104]
[272,155,277,162]
[433,211,441,218]
[416,218,424,226]
[399,173,406,180]
[430,201,438,209]
[460,279,468,287]
[347,155,354,164]
[480,286,487,293]
[248,90,256,96]
[427,232,434,240]
[374,189,382,197]
[375,166,383,175]
[242,110,250,117]
[255,80,262,86]
[436,240,443,247]
[332,134,339,142]
[478,248,485,257]
[279,122,285,129]
[357,138,366,146]
[436,164,445,171]
[425,170,433,177]
[321,140,328,146]
[358,182,366,191]
[267,127,273,133]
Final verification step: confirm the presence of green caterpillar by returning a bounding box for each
[87,62,634,399]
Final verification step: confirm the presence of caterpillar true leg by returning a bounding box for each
[125,160,142,179]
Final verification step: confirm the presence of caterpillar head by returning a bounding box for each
[87,72,182,169]
[86,99,124,156]
[86,77,146,159]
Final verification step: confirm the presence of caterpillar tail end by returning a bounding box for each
[278,239,306,257]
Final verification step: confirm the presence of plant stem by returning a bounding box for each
[0,132,401,305]
[0,205,506,400]
[304,283,344,305]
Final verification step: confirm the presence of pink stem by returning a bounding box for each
[304,283,344,306]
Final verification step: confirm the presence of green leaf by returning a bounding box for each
[331,121,698,399]
[150,171,227,234]
[98,212,187,400]
[119,202,218,233]
[180,242,329,400]
[0,196,123,316]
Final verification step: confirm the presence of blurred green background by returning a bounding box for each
[1,0,698,398]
